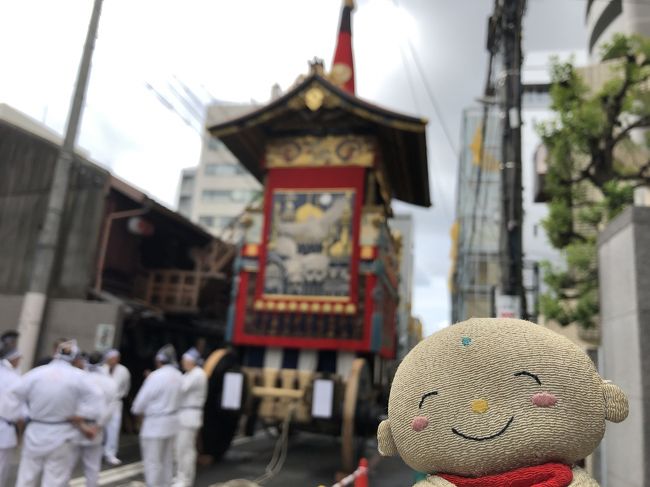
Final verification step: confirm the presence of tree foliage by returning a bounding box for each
[538,34,650,329]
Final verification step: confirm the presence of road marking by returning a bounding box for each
[69,461,144,486]
[68,433,264,486]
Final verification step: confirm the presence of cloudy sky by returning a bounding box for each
[0,0,587,335]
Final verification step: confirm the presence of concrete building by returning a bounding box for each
[587,0,650,61]
[0,104,234,374]
[176,103,262,235]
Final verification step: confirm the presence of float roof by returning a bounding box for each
[208,73,431,207]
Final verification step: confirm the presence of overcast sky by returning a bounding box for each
[0,0,588,335]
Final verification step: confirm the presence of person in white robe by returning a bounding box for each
[70,351,118,487]
[172,347,208,487]
[1,330,21,370]
[131,344,183,487]
[0,338,23,487]
[102,348,131,465]
[10,340,103,487]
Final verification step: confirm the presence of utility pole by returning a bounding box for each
[498,0,527,319]
[16,0,105,370]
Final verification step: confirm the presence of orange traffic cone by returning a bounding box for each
[354,458,368,487]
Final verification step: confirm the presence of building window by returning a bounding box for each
[198,215,215,227]
[204,164,245,176]
[215,216,233,228]
[180,176,194,194]
[178,196,192,216]
[231,189,254,202]
[201,189,258,203]
[207,137,224,152]
[201,190,232,202]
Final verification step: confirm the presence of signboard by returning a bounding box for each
[94,323,115,352]
[221,372,244,410]
[495,294,521,319]
[311,379,334,419]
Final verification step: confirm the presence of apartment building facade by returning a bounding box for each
[177,103,262,235]
[587,0,650,60]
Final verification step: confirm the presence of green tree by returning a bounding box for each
[538,34,650,330]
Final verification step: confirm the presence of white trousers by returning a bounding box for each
[141,436,174,487]
[0,447,14,487]
[104,401,123,457]
[15,441,76,487]
[70,443,103,487]
[173,427,198,487]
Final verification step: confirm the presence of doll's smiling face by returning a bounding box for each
[387,318,606,477]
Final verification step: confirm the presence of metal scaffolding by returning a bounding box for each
[451,106,503,322]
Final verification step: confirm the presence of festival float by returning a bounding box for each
[201,0,431,472]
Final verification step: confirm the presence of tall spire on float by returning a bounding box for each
[330,0,356,94]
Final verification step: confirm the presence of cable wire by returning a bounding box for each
[392,0,459,159]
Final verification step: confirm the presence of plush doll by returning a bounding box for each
[377,318,628,486]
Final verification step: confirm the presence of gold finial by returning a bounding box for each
[308,57,325,76]
[344,0,355,10]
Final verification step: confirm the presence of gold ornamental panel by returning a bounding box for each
[266,135,377,169]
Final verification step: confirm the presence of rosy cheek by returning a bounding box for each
[531,392,558,407]
[411,416,429,432]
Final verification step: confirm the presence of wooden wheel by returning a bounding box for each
[200,349,245,462]
[341,358,373,473]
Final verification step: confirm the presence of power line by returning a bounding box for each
[392,0,456,222]
[392,0,459,160]
[396,40,446,214]
[397,44,421,122]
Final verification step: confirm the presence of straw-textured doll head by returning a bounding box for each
[378,318,628,486]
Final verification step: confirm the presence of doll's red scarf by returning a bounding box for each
[437,463,573,487]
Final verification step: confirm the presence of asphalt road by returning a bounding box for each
[5,430,417,486]
[72,431,416,486]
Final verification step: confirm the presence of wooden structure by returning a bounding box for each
[0,108,235,385]
[200,63,430,471]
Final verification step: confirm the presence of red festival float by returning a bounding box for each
[200,0,430,472]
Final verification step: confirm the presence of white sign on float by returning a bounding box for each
[221,372,244,410]
[94,323,115,351]
[311,379,334,419]
[495,294,521,319]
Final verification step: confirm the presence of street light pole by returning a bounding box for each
[16,0,105,370]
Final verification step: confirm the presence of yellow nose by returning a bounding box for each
[471,399,489,414]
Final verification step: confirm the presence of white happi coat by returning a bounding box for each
[11,359,103,456]
[131,364,183,438]
[76,368,118,445]
[0,361,22,486]
[102,361,130,459]
[178,366,207,429]
[0,361,21,449]
[103,362,131,401]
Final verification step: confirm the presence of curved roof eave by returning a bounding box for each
[207,73,432,207]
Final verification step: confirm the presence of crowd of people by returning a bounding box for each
[0,331,208,487]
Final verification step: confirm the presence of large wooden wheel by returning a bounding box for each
[341,358,373,473]
[200,349,245,462]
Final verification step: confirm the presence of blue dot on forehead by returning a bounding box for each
[461,336,472,346]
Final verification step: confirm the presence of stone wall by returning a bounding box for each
[0,294,123,363]
[598,206,650,487]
